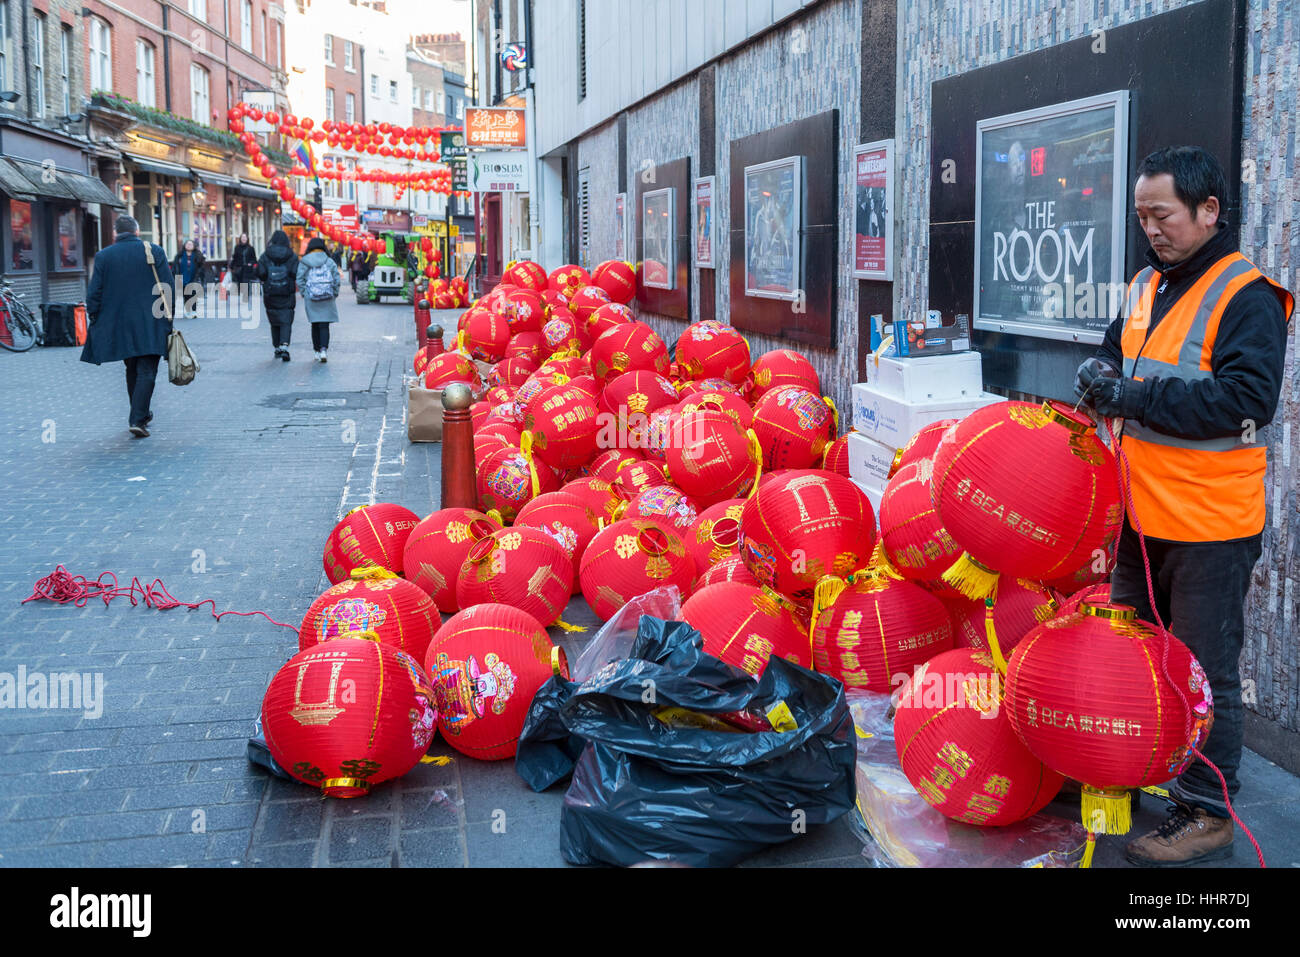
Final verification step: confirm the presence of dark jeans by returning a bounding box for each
[311,322,330,351]
[1110,522,1262,818]
[124,355,160,427]
[271,323,291,348]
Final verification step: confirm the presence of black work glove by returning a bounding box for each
[1074,356,1118,399]
[1085,374,1148,421]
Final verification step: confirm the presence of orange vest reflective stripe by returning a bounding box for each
[1119,252,1294,542]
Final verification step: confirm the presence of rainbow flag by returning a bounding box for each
[294,140,319,182]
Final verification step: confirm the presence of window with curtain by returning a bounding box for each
[136,40,156,106]
[191,64,210,123]
[241,0,252,51]
[89,18,112,93]
[189,0,207,19]
[32,13,44,117]
[344,40,354,71]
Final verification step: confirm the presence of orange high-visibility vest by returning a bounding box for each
[1119,252,1294,542]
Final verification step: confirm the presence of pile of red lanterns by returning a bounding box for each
[261,253,1210,860]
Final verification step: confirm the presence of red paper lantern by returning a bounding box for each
[946,578,1060,658]
[930,401,1122,599]
[487,354,539,391]
[1005,601,1214,833]
[1055,582,1111,617]
[402,508,503,612]
[879,460,962,588]
[524,383,601,471]
[623,484,701,534]
[561,476,623,524]
[895,419,959,474]
[579,519,695,619]
[590,322,670,386]
[263,636,436,796]
[568,284,611,322]
[751,386,835,471]
[507,330,547,364]
[465,308,512,363]
[633,406,679,461]
[821,433,853,478]
[503,289,545,333]
[425,604,564,760]
[591,259,637,304]
[673,389,753,431]
[685,499,746,572]
[739,469,877,601]
[503,260,549,291]
[612,460,668,500]
[699,554,761,588]
[676,321,752,384]
[664,408,755,503]
[548,264,589,298]
[683,581,811,677]
[422,351,482,390]
[299,569,439,663]
[476,444,559,522]
[746,349,820,403]
[588,447,644,482]
[323,503,421,583]
[599,370,681,435]
[454,527,574,628]
[809,569,954,692]
[1042,547,1116,596]
[585,302,635,343]
[894,647,1064,826]
[515,491,603,594]
[541,308,583,354]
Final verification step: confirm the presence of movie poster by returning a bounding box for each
[693,177,714,268]
[853,139,893,281]
[641,187,675,290]
[743,156,803,301]
[974,94,1129,342]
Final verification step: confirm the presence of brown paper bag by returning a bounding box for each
[408,385,445,442]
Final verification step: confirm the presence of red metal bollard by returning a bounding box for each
[414,298,432,351]
[440,382,477,510]
[425,324,445,357]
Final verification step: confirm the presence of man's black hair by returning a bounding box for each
[1135,146,1229,218]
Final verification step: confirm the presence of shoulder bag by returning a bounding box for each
[145,242,199,386]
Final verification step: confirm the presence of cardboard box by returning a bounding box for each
[864,350,984,402]
[893,311,971,357]
[851,382,1002,449]
[846,432,898,487]
[407,385,445,442]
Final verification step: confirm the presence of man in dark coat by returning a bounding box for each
[79,215,175,438]
[229,233,259,310]
[256,229,299,361]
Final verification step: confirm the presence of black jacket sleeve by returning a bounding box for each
[1094,315,1124,371]
[1136,280,1288,440]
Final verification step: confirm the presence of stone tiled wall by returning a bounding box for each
[896,0,1300,742]
[576,120,619,271]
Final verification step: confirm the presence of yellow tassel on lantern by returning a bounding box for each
[745,429,763,499]
[824,396,840,434]
[553,618,587,633]
[983,597,1009,676]
[1081,785,1134,836]
[869,542,904,581]
[1080,831,1098,869]
[941,552,1001,600]
[808,574,849,639]
[456,328,469,356]
[350,566,397,581]
[485,508,505,527]
[519,431,542,498]
[419,755,454,766]
[1033,597,1061,622]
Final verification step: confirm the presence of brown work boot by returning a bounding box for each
[1125,801,1233,867]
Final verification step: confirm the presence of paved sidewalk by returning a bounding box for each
[0,291,1296,868]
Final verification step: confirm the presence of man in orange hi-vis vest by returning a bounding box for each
[1077,146,1294,867]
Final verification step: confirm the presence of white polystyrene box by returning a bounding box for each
[862,350,985,402]
[851,383,1003,449]
[846,431,897,487]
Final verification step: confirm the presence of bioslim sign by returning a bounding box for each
[468,152,532,193]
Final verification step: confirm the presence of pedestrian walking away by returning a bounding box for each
[298,236,341,362]
[229,232,259,311]
[256,229,299,362]
[78,215,175,438]
[172,239,206,319]
[1077,145,1295,867]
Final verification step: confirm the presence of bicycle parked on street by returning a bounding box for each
[0,278,38,352]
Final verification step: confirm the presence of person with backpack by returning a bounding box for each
[297,236,341,362]
[256,229,298,361]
